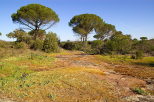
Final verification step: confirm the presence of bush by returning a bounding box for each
[61,41,82,50]
[61,40,103,54]
[13,42,27,49]
[103,32,132,54]
[61,41,75,50]
[30,39,43,50]
[90,40,103,54]
[7,29,30,42]
[43,32,59,53]
[29,29,46,40]
[136,50,144,59]
[0,40,11,48]
[82,44,92,54]
[131,88,147,95]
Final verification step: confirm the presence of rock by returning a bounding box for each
[125,95,140,102]
[125,95,154,102]
[0,98,16,102]
[145,79,154,84]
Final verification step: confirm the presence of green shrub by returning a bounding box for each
[0,40,11,48]
[136,50,143,59]
[7,29,30,42]
[31,39,43,50]
[13,42,27,49]
[132,88,147,95]
[62,41,75,50]
[43,32,59,53]
[29,29,46,40]
[90,40,103,54]
[81,44,92,54]
[61,41,82,50]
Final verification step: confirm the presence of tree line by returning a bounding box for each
[0,4,153,58]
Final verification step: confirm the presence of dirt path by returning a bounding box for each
[0,95,16,102]
[53,52,154,102]
[0,99,16,102]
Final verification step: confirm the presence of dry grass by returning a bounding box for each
[94,55,154,67]
[94,55,154,79]
[49,50,84,57]
[0,50,121,102]
[114,67,154,79]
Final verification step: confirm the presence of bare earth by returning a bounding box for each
[53,52,154,102]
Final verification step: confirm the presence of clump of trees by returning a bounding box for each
[66,13,154,58]
[6,4,60,52]
[103,31,132,54]
[69,14,104,49]
[1,4,153,57]
[68,14,118,53]
[7,29,59,52]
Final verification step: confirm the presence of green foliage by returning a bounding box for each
[136,50,144,59]
[13,42,27,49]
[61,41,96,54]
[11,4,59,31]
[140,37,148,41]
[7,29,30,42]
[96,54,154,68]
[0,32,2,36]
[61,41,76,50]
[133,37,151,54]
[90,40,103,54]
[43,32,59,53]
[104,31,132,54]
[148,39,154,56]
[69,14,104,44]
[6,29,60,52]
[29,29,46,40]
[61,41,82,50]
[81,44,92,54]
[30,39,44,50]
[132,88,147,95]
[94,23,116,40]
[0,40,11,48]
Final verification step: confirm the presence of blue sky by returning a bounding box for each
[0,0,154,41]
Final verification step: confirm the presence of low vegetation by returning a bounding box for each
[0,3,153,102]
[95,55,154,66]
[131,87,148,95]
[0,50,120,102]
[94,55,154,79]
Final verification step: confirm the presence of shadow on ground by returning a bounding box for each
[134,62,154,67]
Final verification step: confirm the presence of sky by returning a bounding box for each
[0,0,154,41]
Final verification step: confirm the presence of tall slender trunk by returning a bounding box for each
[33,28,39,40]
[84,35,88,47]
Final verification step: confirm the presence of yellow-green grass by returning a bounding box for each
[95,55,154,67]
[132,57,154,67]
[0,67,118,102]
[94,55,154,79]
[0,52,120,102]
[49,50,84,57]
